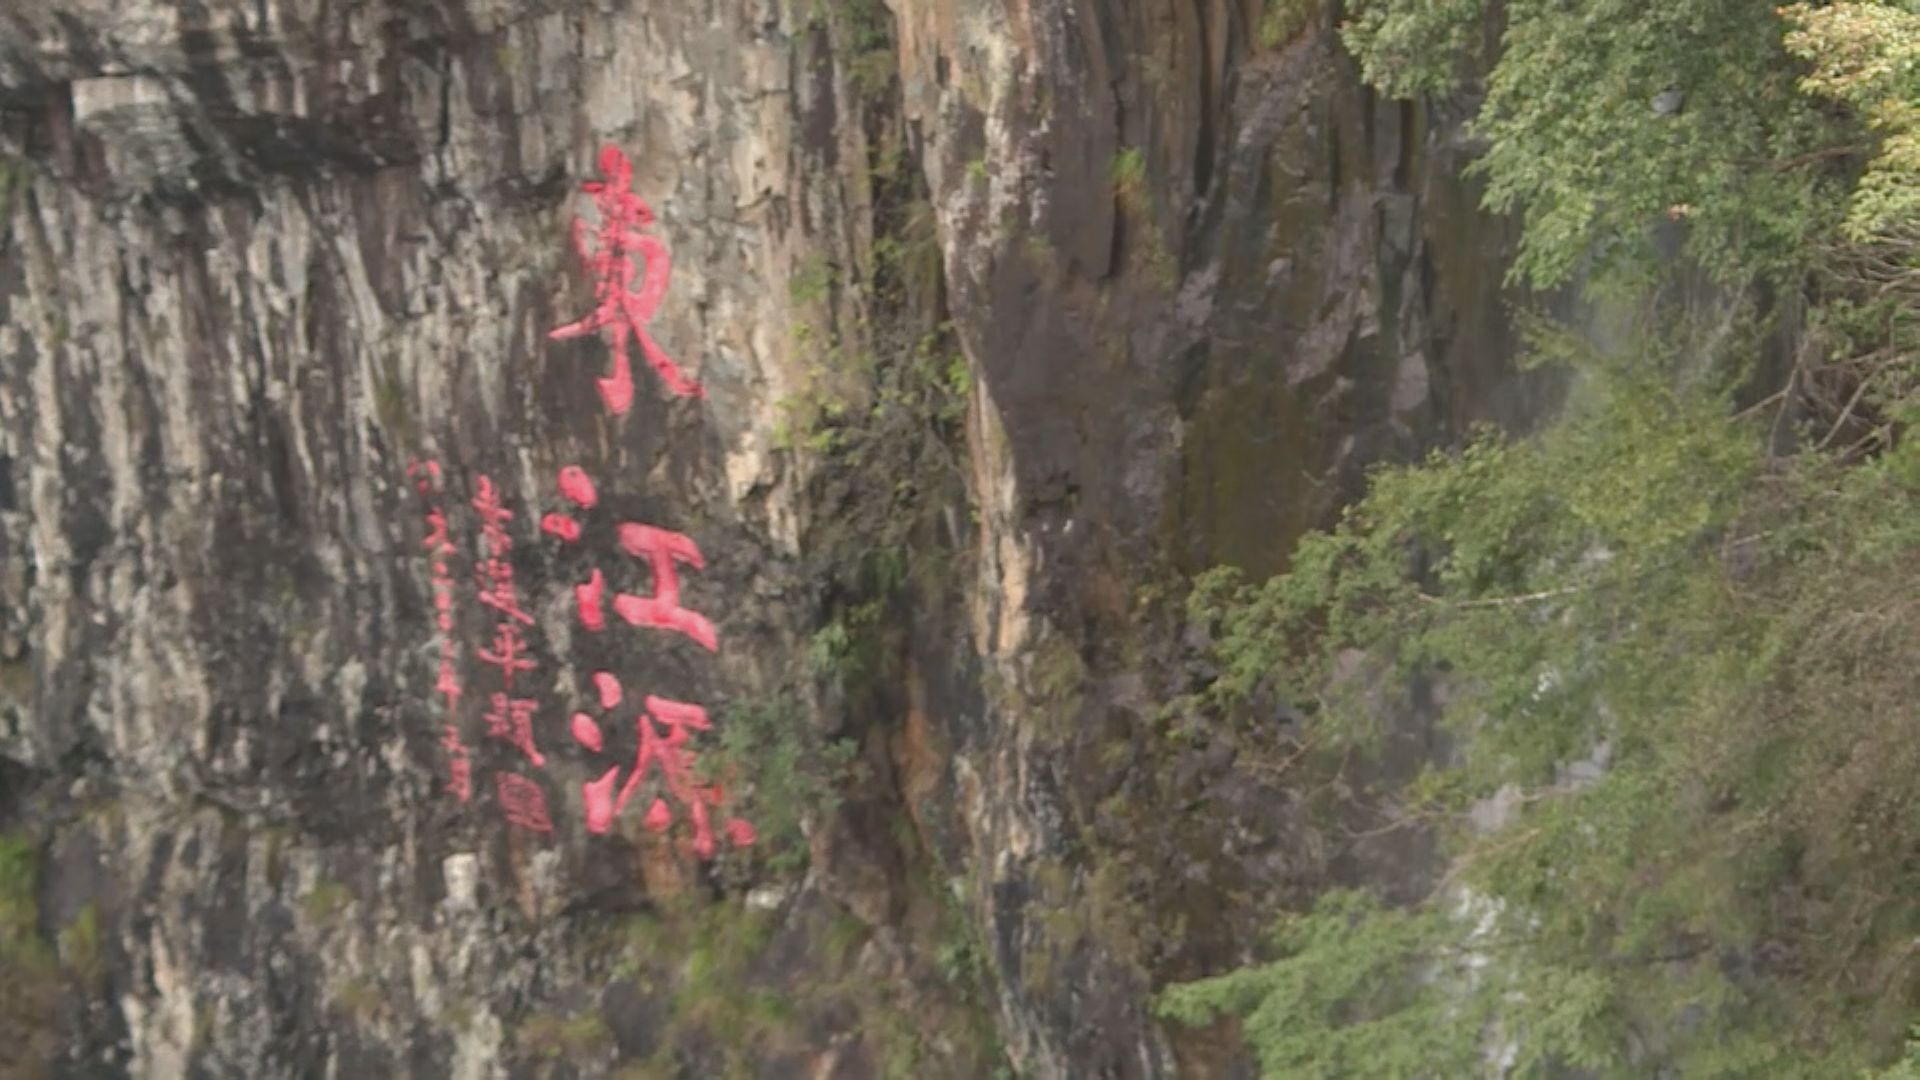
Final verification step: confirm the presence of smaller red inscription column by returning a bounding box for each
[472,475,553,833]
[410,459,471,802]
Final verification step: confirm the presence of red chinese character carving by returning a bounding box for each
[472,476,515,554]
[421,508,451,552]
[407,458,443,493]
[484,692,546,767]
[541,468,712,646]
[497,773,554,834]
[470,473,542,692]
[593,671,622,709]
[574,692,749,856]
[570,711,604,753]
[477,562,535,625]
[576,568,608,631]
[415,460,470,804]
[576,694,710,848]
[549,145,703,412]
[573,694,712,837]
[541,513,582,542]
[697,781,756,854]
[543,465,597,542]
[443,725,473,803]
[725,817,757,847]
[612,524,718,651]
[477,621,536,689]
[559,465,599,508]
[436,656,462,711]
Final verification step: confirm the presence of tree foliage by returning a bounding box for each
[1167,5,1920,1072]
[1171,326,1920,1073]
[1344,0,1850,287]
[1159,890,1486,1079]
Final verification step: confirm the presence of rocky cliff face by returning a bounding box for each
[0,1,1547,1076]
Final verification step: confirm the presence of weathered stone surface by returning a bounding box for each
[0,1,1548,1076]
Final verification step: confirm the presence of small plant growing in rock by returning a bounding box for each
[300,879,351,924]
[1258,0,1320,49]
[1110,147,1147,212]
[56,903,103,987]
[517,1008,612,1061]
[334,976,384,1022]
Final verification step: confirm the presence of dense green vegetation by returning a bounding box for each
[1345,0,1853,288]
[1163,2,1919,1075]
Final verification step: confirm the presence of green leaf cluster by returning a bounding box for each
[1344,0,1848,287]
[1782,1,1920,243]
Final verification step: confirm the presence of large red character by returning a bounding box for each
[497,772,555,834]
[550,144,703,413]
[612,524,718,652]
[572,683,752,856]
[442,726,474,804]
[484,693,545,768]
[542,467,718,650]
